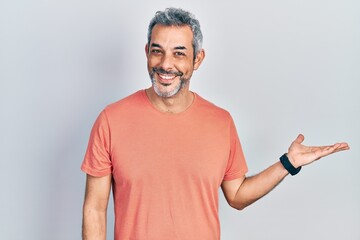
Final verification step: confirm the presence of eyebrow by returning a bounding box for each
[150,43,187,50]
[174,46,187,50]
[151,43,162,48]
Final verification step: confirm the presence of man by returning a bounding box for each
[81,8,349,240]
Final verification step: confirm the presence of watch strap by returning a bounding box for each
[280,153,301,176]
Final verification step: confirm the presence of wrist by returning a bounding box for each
[280,153,302,176]
[286,153,300,168]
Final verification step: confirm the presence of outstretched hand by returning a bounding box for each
[287,134,350,168]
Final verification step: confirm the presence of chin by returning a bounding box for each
[154,85,180,98]
[150,74,187,98]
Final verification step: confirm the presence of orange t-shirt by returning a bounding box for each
[81,90,248,240]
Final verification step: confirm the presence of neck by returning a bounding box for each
[145,87,194,114]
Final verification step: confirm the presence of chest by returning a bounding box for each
[109,116,230,188]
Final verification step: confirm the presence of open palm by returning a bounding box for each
[287,134,350,168]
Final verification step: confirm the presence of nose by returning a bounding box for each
[159,53,174,71]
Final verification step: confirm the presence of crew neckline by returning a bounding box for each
[140,89,198,116]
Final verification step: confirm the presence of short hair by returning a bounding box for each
[147,8,203,57]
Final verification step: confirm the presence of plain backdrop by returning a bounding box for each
[0,0,359,239]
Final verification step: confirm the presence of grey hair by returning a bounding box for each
[147,8,203,57]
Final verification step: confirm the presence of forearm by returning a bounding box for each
[223,135,349,211]
[233,161,288,210]
[82,207,107,240]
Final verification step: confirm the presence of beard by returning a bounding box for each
[149,67,187,98]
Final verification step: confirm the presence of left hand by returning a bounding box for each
[287,134,350,168]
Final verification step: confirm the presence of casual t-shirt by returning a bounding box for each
[81,90,248,240]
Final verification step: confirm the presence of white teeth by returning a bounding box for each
[159,74,176,80]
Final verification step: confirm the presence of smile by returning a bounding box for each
[158,73,177,80]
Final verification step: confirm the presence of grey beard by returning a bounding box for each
[150,74,186,98]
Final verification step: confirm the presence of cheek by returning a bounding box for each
[179,63,194,75]
[147,56,161,66]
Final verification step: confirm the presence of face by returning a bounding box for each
[146,24,204,98]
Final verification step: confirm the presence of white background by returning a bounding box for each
[0,0,359,239]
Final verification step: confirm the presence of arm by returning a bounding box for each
[221,134,349,210]
[82,174,112,240]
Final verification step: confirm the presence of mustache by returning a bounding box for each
[152,67,183,77]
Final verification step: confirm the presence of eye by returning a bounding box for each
[151,49,162,54]
[175,52,186,56]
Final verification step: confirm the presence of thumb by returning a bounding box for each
[294,134,305,144]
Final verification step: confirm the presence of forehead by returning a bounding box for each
[150,24,193,48]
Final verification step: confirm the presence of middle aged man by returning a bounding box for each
[81,8,350,240]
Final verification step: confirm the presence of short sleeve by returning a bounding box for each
[223,117,248,181]
[81,110,112,177]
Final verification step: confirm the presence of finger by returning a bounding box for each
[332,144,350,152]
[309,145,334,152]
[315,143,349,157]
[310,142,349,152]
[328,143,350,152]
[313,147,335,159]
[337,142,350,149]
[332,148,349,154]
[294,134,305,144]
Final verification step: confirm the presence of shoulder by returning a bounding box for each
[103,90,146,116]
[91,90,148,126]
[194,93,232,120]
[107,90,144,109]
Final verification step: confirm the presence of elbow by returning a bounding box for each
[229,201,248,211]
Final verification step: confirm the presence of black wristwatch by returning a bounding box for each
[280,153,301,176]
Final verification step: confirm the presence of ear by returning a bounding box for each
[145,44,149,58]
[193,49,205,70]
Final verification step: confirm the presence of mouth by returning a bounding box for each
[157,73,177,85]
[152,67,183,86]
